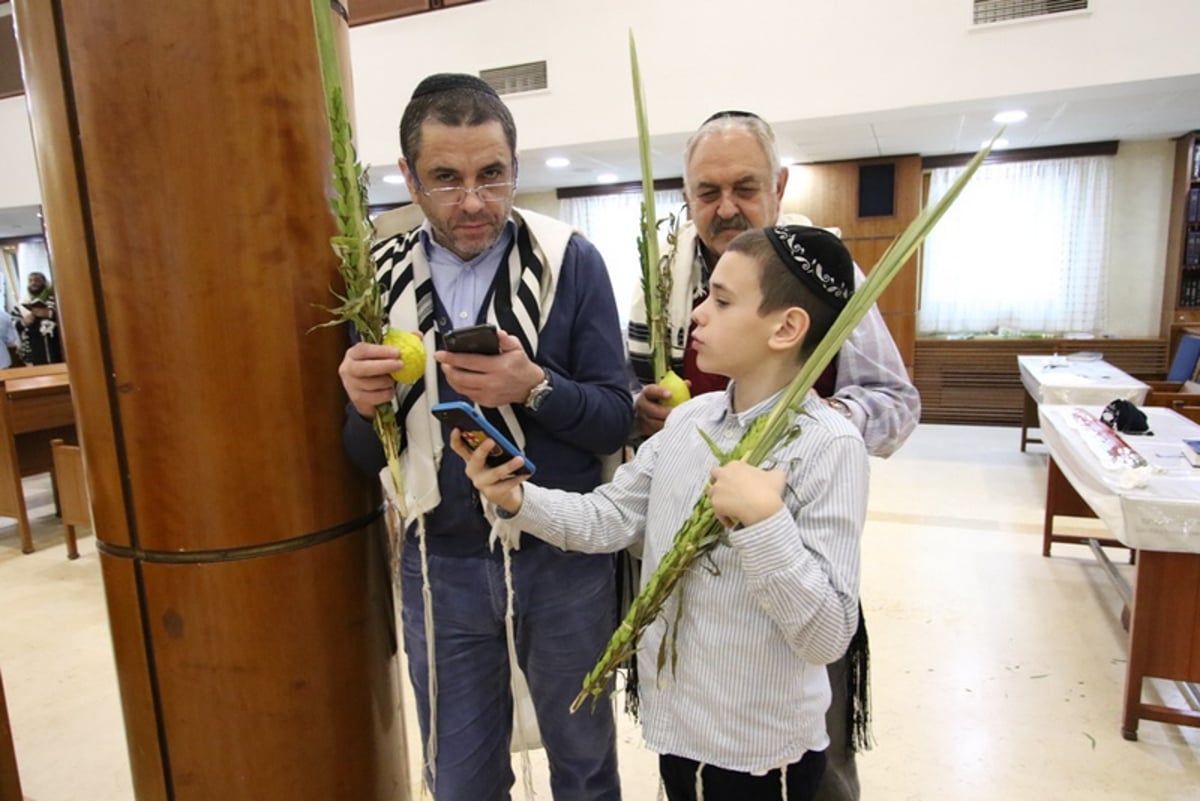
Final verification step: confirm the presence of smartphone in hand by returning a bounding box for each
[432,400,536,476]
[443,324,500,355]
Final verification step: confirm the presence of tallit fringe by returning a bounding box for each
[417,517,438,793]
[501,542,536,801]
[846,606,873,754]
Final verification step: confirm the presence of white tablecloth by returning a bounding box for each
[1018,355,1149,406]
[1040,405,1200,553]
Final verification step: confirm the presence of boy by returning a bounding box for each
[452,225,868,800]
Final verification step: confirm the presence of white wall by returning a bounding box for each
[1,0,1195,336]
[0,95,39,208]
[6,1,1200,203]
[347,0,1200,166]
[1106,139,1175,337]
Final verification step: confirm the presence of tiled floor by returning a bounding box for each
[2,423,1199,800]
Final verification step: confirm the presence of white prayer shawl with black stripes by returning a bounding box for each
[626,220,698,386]
[627,213,817,386]
[369,207,573,523]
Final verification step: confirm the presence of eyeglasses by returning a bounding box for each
[413,179,517,206]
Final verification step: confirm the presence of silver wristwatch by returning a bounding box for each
[524,368,553,411]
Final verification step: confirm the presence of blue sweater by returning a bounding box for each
[343,231,633,558]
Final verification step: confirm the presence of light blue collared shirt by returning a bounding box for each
[422,220,515,330]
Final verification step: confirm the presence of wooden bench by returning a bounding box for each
[0,364,75,553]
[50,438,89,560]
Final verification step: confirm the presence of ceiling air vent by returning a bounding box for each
[974,0,1087,25]
[480,61,548,96]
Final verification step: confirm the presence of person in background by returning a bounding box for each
[460,225,869,801]
[15,271,63,365]
[627,111,921,801]
[337,73,631,801]
[0,309,20,369]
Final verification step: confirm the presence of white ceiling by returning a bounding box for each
[5,73,1200,237]
[364,73,1200,206]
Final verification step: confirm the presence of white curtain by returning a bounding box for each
[918,156,1111,335]
[560,189,685,330]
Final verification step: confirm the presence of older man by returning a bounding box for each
[627,111,920,801]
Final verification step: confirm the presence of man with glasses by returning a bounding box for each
[628,111,920,801]
[339,73,631,801]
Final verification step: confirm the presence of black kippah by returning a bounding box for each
[702,109,764,125]
[411,73,499,100]
[764,225,854,311]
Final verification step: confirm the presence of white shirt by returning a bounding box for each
[512,389,868,773]
[0,313,19,369]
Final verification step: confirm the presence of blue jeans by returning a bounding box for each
[400,539,621,801]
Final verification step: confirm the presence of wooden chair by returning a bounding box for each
[49,438,90,560]
[1169,405,1200,425]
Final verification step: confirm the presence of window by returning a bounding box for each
[918,156,1112,336]
[559,190,686,330]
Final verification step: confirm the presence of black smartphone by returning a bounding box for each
[431,401,536,476]
[443,324,500,355]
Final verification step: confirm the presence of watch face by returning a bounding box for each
[525,370,552,410]
[528,385,551,410]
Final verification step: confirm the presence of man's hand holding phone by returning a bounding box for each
[436,326,544,408]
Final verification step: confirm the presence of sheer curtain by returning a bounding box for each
[918,156,1112,335]
[560,189,686,330]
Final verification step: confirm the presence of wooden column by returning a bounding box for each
[12,2,409,799]
[0,670,22,801]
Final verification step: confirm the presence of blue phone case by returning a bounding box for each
[431,401,536,476]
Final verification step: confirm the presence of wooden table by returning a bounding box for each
[1039,404,1200,739]
[0,364,76,553]
[1017,354,1149,451]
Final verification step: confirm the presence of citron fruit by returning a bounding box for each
[657,369,691,408]
[383,329,426,385]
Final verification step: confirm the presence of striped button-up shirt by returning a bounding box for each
[513,389,867,774]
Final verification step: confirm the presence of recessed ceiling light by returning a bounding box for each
[992,110,1027,124]
[545,156,571,168]
[986,138,1010,149]
[382,174,406,185]
[596,173,619,183]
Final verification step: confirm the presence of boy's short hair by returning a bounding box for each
[400,73,518,169]
[726,225,855,359]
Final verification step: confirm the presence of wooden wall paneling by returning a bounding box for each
[350,0,429,26]
[914,338,1169,425]
[1160,134,1198,336]
[784,156,922,366]
[349,0,484,26]
[13,1,409,798]
[0,14,21,99]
